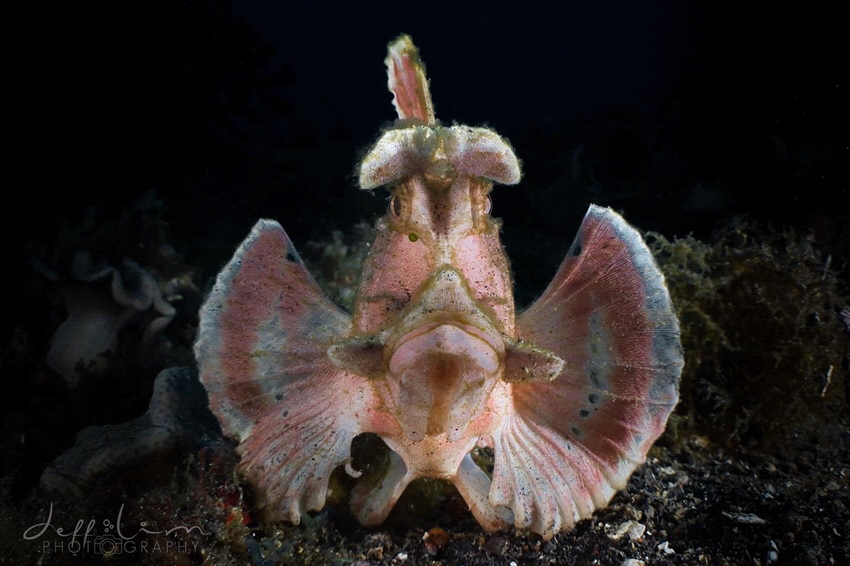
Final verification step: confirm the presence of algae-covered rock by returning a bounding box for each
[648,218,848,446]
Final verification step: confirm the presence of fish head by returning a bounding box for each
[328,37,526,445]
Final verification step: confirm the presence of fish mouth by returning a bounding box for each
[381,266,507,359]
[385,321,502,443]
[388,321,502,377]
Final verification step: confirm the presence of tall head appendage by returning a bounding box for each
[354,35,522,338]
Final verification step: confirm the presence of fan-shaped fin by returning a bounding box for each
[195,220,377,523]
[493,205,683,539]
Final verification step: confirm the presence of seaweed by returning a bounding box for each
[647,217,849,447]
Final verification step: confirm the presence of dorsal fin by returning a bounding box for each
[386,35,435,124]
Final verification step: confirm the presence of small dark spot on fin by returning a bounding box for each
[285,250,297,263]
[579,409,589,418]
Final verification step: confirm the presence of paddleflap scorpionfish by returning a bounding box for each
[195,34,683,539]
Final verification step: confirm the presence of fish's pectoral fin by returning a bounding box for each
[236,370,373,523]
[195,219,378,523]
[492,205,683,539]
[327,334,386,379]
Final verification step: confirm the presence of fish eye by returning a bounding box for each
[389,195,402,217]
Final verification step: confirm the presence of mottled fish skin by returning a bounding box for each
[194,34,683,540]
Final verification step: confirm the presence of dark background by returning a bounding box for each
[15,2,846,286]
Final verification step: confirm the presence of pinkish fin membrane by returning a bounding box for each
[195,220,377,523]
[493,205,683,539]
[386,35,435,124]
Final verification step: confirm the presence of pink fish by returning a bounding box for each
[195,35,682,539]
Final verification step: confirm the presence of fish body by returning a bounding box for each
[195,35,683,539]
